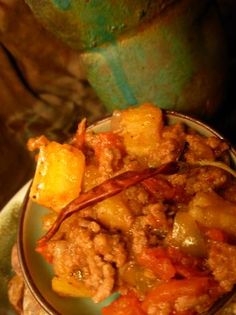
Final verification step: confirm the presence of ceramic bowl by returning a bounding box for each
[18,111,236,315]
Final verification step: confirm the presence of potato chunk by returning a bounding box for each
[94,193,133,232]
[30,141,85,212]
[189,191,236,237]
[112,103,163,162]
[52,277,92,297]
[172,211,207,257]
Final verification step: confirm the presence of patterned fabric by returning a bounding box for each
[0,0,106,208]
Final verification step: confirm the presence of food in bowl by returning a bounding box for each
[26,103,236,314]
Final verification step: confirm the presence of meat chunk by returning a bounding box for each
[94,233,127,267]
[185,134,215,162]
[208,241,236,291]
[169,166,229,196]
[45,215,128,302]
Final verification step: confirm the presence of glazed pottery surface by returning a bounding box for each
[25,0,228,115]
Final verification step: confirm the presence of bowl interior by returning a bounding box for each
[18,112,236,315]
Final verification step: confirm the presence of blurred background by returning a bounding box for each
[0,0,235,209]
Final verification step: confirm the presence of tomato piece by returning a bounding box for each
[90,132,126,158]
[167,247,206,278]
[142,277,209,313]
[205,228,228,242]
[102,292,146,315]
[138,247,176,280]
[174,264,207,279]
[142,177,189,203]
[36,243,53,263]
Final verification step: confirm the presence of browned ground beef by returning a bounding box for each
[208,241,236,291]
[31,106,236,313]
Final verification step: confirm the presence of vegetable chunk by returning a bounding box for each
[30,141,85,212]
[172,212,207,257]
[142,277,210,314]
[189,191,236,237]
[52,276,92,297]
[112,103,163,162]
[102,292,146,315]
[95,194,133,232]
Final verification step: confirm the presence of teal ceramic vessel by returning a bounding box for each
[25,0,228,116]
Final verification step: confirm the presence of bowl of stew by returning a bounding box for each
[18,104,236,315]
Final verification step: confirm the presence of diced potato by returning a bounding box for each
[94,193,133,231]
[189,191,236,237]
[52,277,92,297]
[30,141,85,212]
[112,103,163,160]
[172,212,206,257]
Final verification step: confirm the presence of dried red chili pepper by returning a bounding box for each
[142,177,189,203]
[70,118,87,150]
[142,177,175,200]
[37,161,179,247]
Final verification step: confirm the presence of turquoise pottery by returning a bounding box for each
[25,0,228,115]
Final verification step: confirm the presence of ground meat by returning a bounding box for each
[208,241,236,292]
[47,240,82,277]
[124,185,149,216]
[185,166,229,195]
[221,302,236,315]
[69,227,116,302]
[122,155,144,172]
[147,302,172,315]
[94,233,127,267]
[168,172,188,188]
[168,166,229,196]
[185,134,215,162]
[154,138,183,165]
[130,217,149,255]
[85,132,124,180]
[130,204,169,255]
[92,262,115,302]
[206,136,229,159]
[162,124,186,142]
[97,147,119,180]
[143,124,186,167]
[46,215,128,302]
[142,203,169,230]
[174,294,210,313]
[85,254,115,302]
